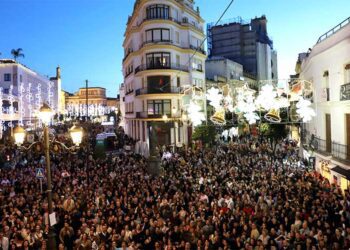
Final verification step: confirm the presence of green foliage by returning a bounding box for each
[260,123,288,141]
[192,124,216,145]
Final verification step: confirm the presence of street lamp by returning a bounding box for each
[13,126,26,146]
[13,104,83,250]
[69,125,83,146]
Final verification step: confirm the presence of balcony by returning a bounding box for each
[135,87,181,96]
[136,112,178,119]
[340,83,350,101]
[135,63,189,74]
[125,71,133,79]
[140,16,204,33]
[125,89,134,95]
[310,136,350,162]
[125,111,134,115]
[189,45,206,55]
[140,39,173,49]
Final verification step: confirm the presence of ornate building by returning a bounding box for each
[121,0,206,154]
[64,87,118,120]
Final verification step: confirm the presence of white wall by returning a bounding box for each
[300,23,350,145]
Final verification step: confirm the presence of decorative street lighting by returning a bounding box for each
[69,124,83,146]
[13,103,83,250]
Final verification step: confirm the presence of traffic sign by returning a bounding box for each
[36,168,44,179]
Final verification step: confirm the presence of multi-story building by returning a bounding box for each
[207,15,278,81]
[299,17,350,191]
[122,0,206,154]
[0,59,61,128]
[64,87,117,120]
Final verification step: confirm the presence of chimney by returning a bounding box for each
[56,66,61,79]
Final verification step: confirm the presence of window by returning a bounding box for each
[3,89,9,94]
[193,78,204,88]
[323,70,329,88]
[175,31,180,44]
[147,75,171,93]
[146,52,171,68]
[146,4,170,20]
[345,64,350,84]
[4,74,11,82]
[147,100,171,115]
[192,58,203,72]
[145,29,170,42]
[20,75,23,82]
[177,77,181,87]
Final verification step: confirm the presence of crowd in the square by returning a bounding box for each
[0,128,349,250]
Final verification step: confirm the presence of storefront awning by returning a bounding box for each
[331,166,350,180]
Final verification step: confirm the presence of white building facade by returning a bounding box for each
[0,59,61,135]
[122,0,206,155]
[299,17,350,191]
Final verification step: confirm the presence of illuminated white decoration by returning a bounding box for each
[187,101,205,127]
[26,83,33,126]
[206,87,223,109]
[229,127,239,137]
[234,85,259,124]
[0,87,3,138]
[296,97,316,122]
[255,84,278,111]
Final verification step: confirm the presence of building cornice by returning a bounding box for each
[127,0,204,33]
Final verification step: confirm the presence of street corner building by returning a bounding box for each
[120,0,207,156]
[0,59,61,138]
[298,17,350,192]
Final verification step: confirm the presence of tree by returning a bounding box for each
[11,48,25,61]
[259,123,289,156]
[192,124,216,146]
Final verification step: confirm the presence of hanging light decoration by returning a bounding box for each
[211,107,226,125]
[187,100,205,127]
[296,97,315,122]
[264,108,282,123]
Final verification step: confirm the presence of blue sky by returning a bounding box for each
[0,0,349,97]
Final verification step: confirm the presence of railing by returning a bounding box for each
[136,112,181,119]
[136,112,172,119]
[123,50,133,62]
[317,16,350,44]
[135,63,189,74]
[189,45,206,55]
[125,71,133,78]
[340,83,350,101]
[139,39,173,49]
[309,136,350,162]
[332,142,350,161]
[135,87,181,96]
[140,16,204,33]
[125,89,134,95]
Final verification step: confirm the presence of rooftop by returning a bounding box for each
[317,16,350,44]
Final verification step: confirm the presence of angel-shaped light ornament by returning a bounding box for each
[296,97,316,122]
[187,101,205,127]
[234,85,259,124]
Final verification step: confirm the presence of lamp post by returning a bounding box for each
[13,104,83,250]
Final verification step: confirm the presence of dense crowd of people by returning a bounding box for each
[0,129,349,249]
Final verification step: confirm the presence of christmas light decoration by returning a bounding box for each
[296,97,316,122]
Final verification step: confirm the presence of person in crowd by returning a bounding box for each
[0,124,349,249]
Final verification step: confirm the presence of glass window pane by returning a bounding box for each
[153,29,161,40]
[146,30,152,42]
[162,29,170,40]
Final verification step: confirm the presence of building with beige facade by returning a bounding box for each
[121,0,207,155]
[65,87,118,120]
